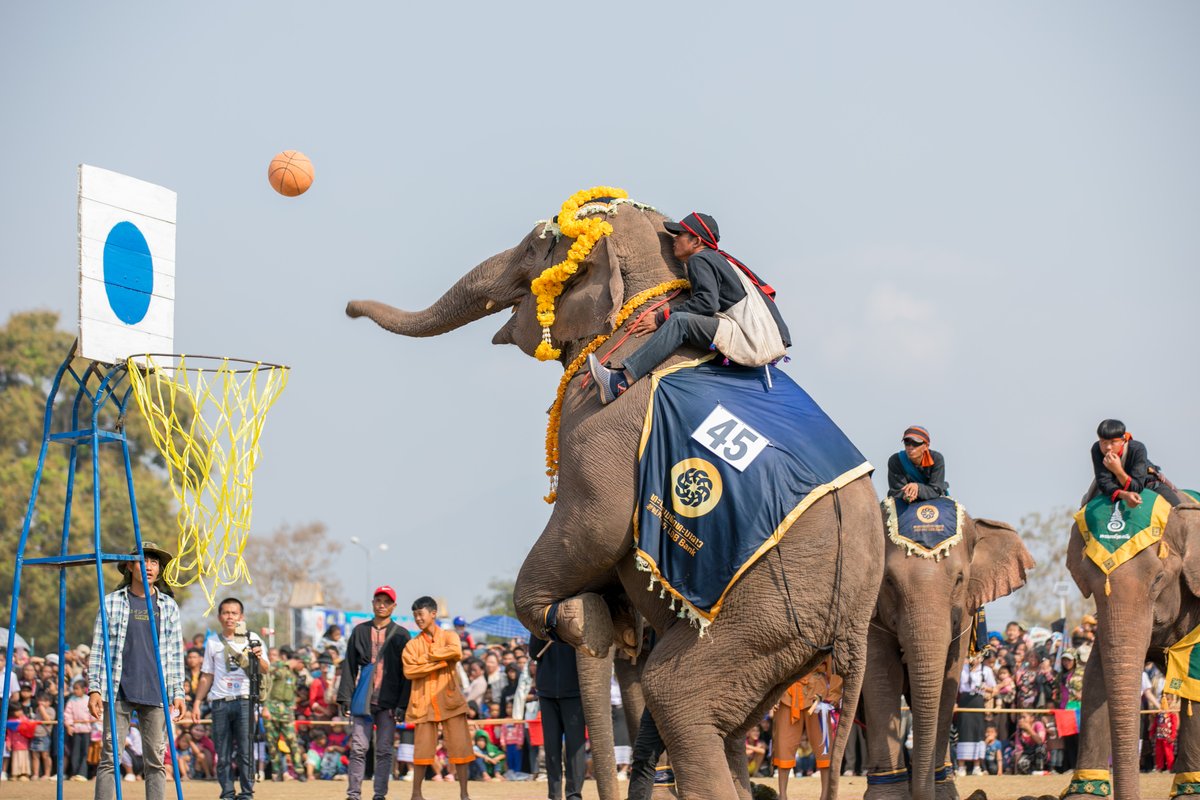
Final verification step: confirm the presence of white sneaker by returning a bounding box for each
[124,774,136,782]
[956,766,967,776]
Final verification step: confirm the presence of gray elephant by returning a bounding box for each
[347,194,885,799]
[863,499,1033,800]
[1062,491,1200,800]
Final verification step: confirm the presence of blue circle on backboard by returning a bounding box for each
[103,221,154,325]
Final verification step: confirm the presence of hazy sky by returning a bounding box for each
[2,3,1198,628]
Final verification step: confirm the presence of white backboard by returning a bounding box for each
[78,165,175,365]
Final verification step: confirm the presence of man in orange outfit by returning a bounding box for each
[401,596,473,799]
[772,655,843,800]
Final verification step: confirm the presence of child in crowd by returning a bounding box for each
[174,732,193,780]
[1152,695,1179,772]
[31,693,54,779]
[745,724,767,777]
[499,698,524,773]
[471,730,506,781]
[305,728,327,780]
[323,722,349,779]
[7,707,33,780]
[432,734,451,781]
[983,725,1005,775]
[64,679,92,780]
[189,724,216,779]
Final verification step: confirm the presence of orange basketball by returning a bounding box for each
[267,150,313,197]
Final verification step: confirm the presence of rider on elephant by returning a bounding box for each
[1086,418,1181,507]
[886,425,949,502]
[587,212,791,404]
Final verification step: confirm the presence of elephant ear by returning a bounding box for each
[1170,505,1200,597]
[1065,521,1092,599]
[550,236,625,344]
[967,518,1036,609]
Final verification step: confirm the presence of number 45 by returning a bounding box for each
[705,418,760,462]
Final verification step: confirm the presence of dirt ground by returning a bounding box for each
[6,772,1174,800]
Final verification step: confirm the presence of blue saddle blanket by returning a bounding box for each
[882,496,964,559]
[634,357,872,625]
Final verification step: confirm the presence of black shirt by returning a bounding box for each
[886,450,949,500]
[527,636,580,699]
[337,620,411,713]
[1090,439,1151,500]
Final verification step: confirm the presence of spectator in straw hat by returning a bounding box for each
[87,541,186,800]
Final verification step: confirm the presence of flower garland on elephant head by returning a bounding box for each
[532,186,689,502]
[542,279,690,503]
[531,185,630,361]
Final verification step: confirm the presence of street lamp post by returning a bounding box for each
[349,537,390,605]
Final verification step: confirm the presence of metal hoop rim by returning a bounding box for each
[129,353,290,374]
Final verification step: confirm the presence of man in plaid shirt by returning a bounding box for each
[87,542,185,800]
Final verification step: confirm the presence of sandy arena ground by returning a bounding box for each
[2,772,1174,800]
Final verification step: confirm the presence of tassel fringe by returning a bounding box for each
[1161,539,1170,559]
[1105,575,1112,596]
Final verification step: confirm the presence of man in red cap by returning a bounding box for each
[587,211,791,403]
[338,586,411,800]
[887,425,948,502]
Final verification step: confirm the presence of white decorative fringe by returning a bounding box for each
[535,198,659,242]
[634,554,713,637]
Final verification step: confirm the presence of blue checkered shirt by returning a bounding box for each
[88,586,185,702]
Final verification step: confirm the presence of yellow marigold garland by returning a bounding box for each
[543,278,691,503]
[531,185,630,361]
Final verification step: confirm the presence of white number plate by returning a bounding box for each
[691,404,770,472]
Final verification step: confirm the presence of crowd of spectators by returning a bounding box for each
[3,610,1184,785]
[2,623,602,786]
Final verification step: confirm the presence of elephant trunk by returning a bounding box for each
[345,247,518,336]
[1100,602,1153,800]
[903,619,952,800]
[576,650,619,800]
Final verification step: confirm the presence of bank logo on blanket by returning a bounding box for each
[917,504,940,524]
[670,458,723,518]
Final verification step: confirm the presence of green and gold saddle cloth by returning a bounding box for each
[1075,489,1174,584]
[1165,622,1200,703]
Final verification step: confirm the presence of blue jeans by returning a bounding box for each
[211,697,254,800]
[622,312,720,381]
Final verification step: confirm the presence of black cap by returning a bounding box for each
[663,212,719,246]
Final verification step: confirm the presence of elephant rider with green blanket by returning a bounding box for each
[886,425,949,503]
[1085,418,1181,507]
[587,211,791,404]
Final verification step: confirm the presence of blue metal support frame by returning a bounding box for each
[2,345,185,800]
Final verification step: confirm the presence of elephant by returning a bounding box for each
[863,507,1033,800]
[1062,495,1200,800]
[347,197,885,799]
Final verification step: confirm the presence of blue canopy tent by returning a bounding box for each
[467,615,529,642]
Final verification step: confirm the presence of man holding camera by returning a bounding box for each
[193,598,269,800]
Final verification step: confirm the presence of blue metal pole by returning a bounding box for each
[1,347,73,742]
[118,373,185,800]
[54,363,89,800]
[91,365,123,800]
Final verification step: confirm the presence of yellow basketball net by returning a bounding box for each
[126,354,289,610]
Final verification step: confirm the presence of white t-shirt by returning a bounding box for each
[201,633,262,700]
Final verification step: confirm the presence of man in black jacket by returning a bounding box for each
[338,586,411,800]
[587,212,791,404]
[886,425,949,502]
[1087,418,1180,506]
[528,635,585,800]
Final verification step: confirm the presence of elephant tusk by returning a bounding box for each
[485,299,497,311]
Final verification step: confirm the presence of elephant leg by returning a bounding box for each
[1173,697,1200,794]
[722,732,753,800]
[615,654,646,745]
[513,503,629,657]
[931,675,961,800]
[1061,651,1112,800]
[863,625,910,800]
[577,649,620,800]
[824,625,870,800]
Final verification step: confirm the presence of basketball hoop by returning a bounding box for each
[126,354,288,610]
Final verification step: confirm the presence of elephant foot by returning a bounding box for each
[553,593,613,658]
[938,781,963,800]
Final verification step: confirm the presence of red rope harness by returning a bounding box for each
[579,289,683,390]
